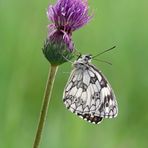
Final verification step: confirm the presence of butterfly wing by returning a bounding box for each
[63,64,118,124]
[88,65,118,119]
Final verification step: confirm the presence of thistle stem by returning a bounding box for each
[33,65,58,148]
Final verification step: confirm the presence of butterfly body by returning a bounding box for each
[63,54,118,124]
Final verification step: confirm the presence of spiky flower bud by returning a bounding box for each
[43,0,92,65]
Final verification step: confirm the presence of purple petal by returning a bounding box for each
[48,25,74,51]
[47,0,92,52]
[47,0,92,32]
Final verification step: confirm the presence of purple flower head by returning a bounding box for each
[47,0,92,51]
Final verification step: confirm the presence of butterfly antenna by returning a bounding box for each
[93,59,112,66]
[92,46,116,58]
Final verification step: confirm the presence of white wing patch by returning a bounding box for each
[63,63,118,124]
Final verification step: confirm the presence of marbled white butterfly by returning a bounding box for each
[63,53,118,124]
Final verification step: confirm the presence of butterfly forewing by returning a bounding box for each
[63,55,118,124]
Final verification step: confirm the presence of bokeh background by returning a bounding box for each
[0,0,148,147]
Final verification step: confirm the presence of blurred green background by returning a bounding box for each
[0,0,148,147]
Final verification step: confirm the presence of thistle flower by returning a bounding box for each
[43,0,92,65]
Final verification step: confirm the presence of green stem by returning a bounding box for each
[33,65,58,148]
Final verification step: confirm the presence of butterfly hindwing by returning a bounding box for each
[63,68,103,124]
[89,65,118,118]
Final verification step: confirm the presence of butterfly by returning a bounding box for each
[63,53,118,124]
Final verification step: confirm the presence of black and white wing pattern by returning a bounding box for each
[63,57,118,124]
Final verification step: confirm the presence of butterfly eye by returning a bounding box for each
[86,54,92,58]
[85,56,90,59]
